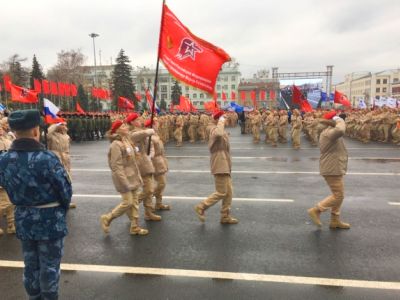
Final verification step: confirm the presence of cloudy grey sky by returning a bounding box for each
[2,0,400,83]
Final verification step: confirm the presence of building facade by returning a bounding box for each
[133,60,241,109]
[334,69,400,107]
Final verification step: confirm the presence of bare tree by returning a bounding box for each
[0,54,30,86]
[47,49,87,83]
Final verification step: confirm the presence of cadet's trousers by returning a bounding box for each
[318,175,344,215]
[278,126,287,143]
[291,129,301,148]
[154,174,166,203]
[0,189,14,228]
[139,175,154,209]
[174,128,183,146]
[21,238,64,300]
[113,190,139,220]
[200,174,233,216]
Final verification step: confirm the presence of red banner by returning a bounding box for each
[222,92,227,101]
[269,90,276,100]
[240,91,246,103]
[71,84,77,97]
[159,4,231,94]
[33,79,42,93]
[260,90,266,101]
[334,90,351,107]
[76,102,85,114]
[3,75,12,92]
[118,96,134,110]
[58,82,65,96]
[42,80,50,94]
[50,81,58,95]
[10,84,38,103]
[231,91,236,100]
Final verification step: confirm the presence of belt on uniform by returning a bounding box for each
[32,202,61,208]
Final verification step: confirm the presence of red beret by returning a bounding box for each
[323,111,337,120]
[212,110,224,120]
[125,113,139,123]
[144,119,152,128]
[111,120,123,134]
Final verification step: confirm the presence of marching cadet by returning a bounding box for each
[188,113,199,143]
[174,113,184,147]
[278,110,288,143]
[198,112,209,142]
[271,110,280,147]
[0,125,15,235]
[195,111,238,224]
[0,109,72,299]
[291,109,303,149]
[47,122,77,209]
[308,111,350,229]
[144,119,170,210]
[100,119,155,235]
[125,113,162,222]
[264,110,273,144]
[251,110,262,144]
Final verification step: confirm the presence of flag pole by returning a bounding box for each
[147,0,166,154]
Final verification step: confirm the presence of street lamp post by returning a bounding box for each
[89,33,99,111]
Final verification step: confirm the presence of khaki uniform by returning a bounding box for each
[278,112,288,143]
[47,125,71,176]
[291,113,303,149]
[150,134,169,209]
[188,114,199,143]
[174,115,184,146]
[131,128,161,221]
[0,134,15,235]
[196,118,237,223]
[251,113,262,143]
[101,129,152,234]
[198,114,209,142]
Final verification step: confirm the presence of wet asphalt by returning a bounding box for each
[0,127,399,300]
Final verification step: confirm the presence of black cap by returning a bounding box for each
[9,109,41,131]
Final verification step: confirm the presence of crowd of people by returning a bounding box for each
[0,105,399,299]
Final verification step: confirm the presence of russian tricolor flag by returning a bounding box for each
[44,98,65,124]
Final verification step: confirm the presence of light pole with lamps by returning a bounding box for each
[89,33,99,111]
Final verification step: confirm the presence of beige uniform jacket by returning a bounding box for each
[319,119,348,176]
[208,120,231,175]
[108,130,151,193]
[131,128,155,177]
[149,134,168,175]
[47,125,71,172]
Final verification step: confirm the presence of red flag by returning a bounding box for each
[178,95,191,112]
[33,79,42,93]
[3,75,12,92]
[42,80,50,94]
[292,85,304,105]
[91,87,98,98]
[76,102,85,114]
[260,90,266,101]
[300,99,313,112]
[50,81,58,95]
[334,90,351,107]
[135,92,142,101]
[204,100,218,112]
[250,91,256,108]
[231,91,236,100]
[10,84,38,103]
[64,83,71,97]
[189,100,198,112]
[58,82,65,96]
[118,96,135,110]
[222,92,227,101]
[160,4,231,94]
[0,83,2,92]
[71,84,77,97]
[269,90,276,100]
[240,91,246,103]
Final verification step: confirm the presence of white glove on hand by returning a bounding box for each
[332,116,342,122]
[219,116,226,122]
[146,129,155,135]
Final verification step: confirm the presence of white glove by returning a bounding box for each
[145,129,155,135]
[332,116,342,121]
[219,116,226,122]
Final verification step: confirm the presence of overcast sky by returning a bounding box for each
[2,0,400,83]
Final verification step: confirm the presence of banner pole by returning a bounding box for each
[147,0,166,154]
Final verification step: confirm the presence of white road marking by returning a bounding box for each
[171,146,398,150]
[388,202,400,206]
[72,169,400,176]
[72,194,294,203]
[0,260,399,290]
[166,156,400,161]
